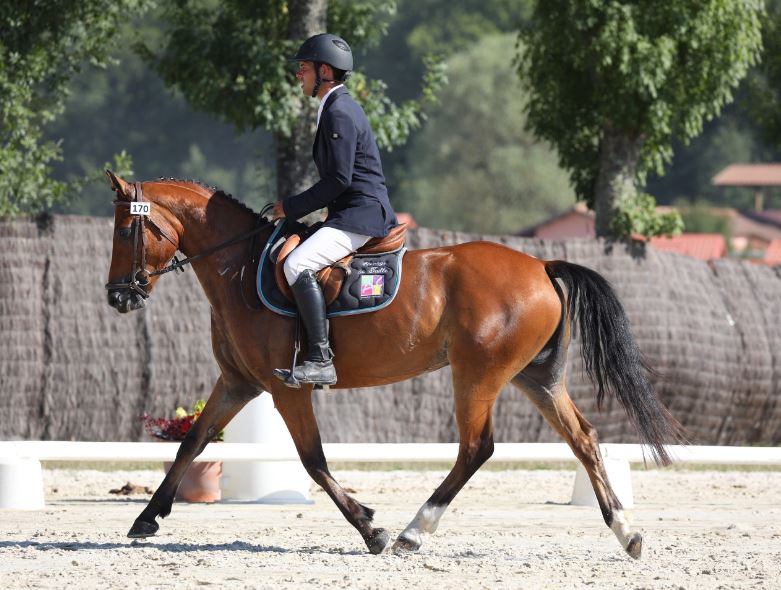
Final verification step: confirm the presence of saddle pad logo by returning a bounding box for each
[360,274,384,297]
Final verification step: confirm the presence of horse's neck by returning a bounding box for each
[153,184,259,307]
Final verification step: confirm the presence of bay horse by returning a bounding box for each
[104,172,680,560]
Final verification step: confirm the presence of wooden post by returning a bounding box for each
[754,187,764,212]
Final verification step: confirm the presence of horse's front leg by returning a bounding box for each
[271,387,389,554]
[128,376,255,538]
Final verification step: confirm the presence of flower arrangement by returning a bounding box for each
[142,400,224,442]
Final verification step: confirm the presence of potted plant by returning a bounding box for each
[142,400,223,503]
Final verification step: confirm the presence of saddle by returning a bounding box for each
[273,222,408,305]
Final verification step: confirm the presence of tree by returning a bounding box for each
[362,0,532,102]
[647,1,781,211]
[646,113,772,209]
[359,0,534,203]
[397,34,574,234]
[141,0,444,201]
[44,22,274,217]
[0,0,149,216]
[744,1,781,149]
[519,1,763,237]
[674,199,733,243]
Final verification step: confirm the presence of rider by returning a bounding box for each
[272,33,397,387]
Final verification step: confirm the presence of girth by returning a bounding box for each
[274,222,408,305]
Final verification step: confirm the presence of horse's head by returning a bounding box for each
[105,171,182,313]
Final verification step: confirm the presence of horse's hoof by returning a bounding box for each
[365,528,390,555]
[625,533,643,559]
[392,530,422,553]
[127,518,159,539]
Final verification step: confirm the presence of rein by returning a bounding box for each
[105,182,273,299]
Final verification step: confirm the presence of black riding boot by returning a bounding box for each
[274,269,336,386]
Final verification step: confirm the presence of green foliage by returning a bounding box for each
[564,1,781,211]
[0,0,151,216]
[402,0,529,58]
[744,1,781,148]
[142,0,441,150]
[349,57,447,151]
[397,34,574,235]
[362,0,531,102]
[71,151,135,197]
[673,199,733,244]
[519,0,764,235]
[647,115,775,208]
[358,0,534,214]
[610,193,683,239]
[137,0,298,136]
[45,25,273,217]
[328,0,397,48]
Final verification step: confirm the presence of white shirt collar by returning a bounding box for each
[317,84,344,128]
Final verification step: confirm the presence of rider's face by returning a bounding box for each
[296,61,317,96]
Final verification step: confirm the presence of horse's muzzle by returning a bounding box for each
[107,288,146,313]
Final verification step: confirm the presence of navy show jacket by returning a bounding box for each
[282,86,397,237]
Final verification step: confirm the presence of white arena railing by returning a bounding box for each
[1,441,780,510]
[1,441,781,465]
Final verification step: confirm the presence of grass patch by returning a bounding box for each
[329,461,781,472]
[41,460,781,473]
[330,461,574,472]
[659,462,781,472]
[42,461,163,471]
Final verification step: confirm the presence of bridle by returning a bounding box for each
[105,181,274,300]
[105,182,163,299]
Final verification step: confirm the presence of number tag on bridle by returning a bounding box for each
[130,202,151,216]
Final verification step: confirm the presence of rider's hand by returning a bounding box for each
[271,200,286,220]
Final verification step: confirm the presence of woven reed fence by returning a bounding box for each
[1,216,779,445]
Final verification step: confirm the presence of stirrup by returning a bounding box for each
[291,360,337,385]
[273,303,336,390]
[273,315,303,389]
[273,361,336,389]
[272,367,302,389]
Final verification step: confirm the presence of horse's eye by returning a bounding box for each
[116,227,133,238]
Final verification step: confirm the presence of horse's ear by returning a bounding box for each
[106,169,132,200]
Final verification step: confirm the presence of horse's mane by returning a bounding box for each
[153,177,260,218]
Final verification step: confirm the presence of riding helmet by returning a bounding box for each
[289,33,353,74]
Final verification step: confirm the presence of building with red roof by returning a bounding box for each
[517,204,781,262]
[762,239,781,266]
[648,234,727,261]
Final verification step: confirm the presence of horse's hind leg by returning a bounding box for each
[513,365,643,559]
[271,386,389,554]
[393,367,500,552]
[128,376,255,538]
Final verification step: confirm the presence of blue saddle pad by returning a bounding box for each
[257,223,406,318]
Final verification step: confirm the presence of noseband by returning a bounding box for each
[105,182,274,300]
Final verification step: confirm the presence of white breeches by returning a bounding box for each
[283,226,371,286]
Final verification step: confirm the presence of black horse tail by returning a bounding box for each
[545,260,683,466]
